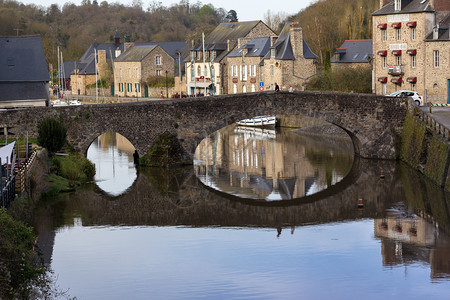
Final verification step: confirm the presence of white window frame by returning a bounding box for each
[191,65,194,81]
[233,84,237,94]
[434,50,439,68]
[243,65,247,81]
[382,56,387,68]
[396,55,401,65]
[411,55,416,68]
[394,0,401,11]
[197,66,201,76]
[156,56,161,65]
[156,70,161,76]
[243,85,246,93]
[412,27,416,40]
[251,84,255,92]
[136,67,139,78]
[396,28,401,41]
[239,65,242,81]
[382,83,387,95]
[382,30,387,42]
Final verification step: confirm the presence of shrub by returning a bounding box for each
[306,66,372,93]
[51,154,95,181]
[145,75,175,87]
[37,118,67,154]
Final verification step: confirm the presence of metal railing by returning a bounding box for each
[414,106,450,139]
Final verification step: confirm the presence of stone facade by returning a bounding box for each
[424,40,450,104]
[0,91,407,161]
[372,0,449,104]
[114,45,174,98]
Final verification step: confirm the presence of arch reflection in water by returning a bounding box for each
[87,131,137,196]
[194,125,354,201]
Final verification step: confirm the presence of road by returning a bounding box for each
[420,106,450,129]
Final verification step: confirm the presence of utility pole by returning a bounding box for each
[13,28,23,36]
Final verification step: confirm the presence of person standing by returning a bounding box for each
[275,83,280,92]
[289,85,293,92]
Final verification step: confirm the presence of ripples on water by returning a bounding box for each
[36,127,450,299]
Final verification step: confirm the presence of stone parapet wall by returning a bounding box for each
[0,91,407,162]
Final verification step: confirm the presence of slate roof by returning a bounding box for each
[263,22,318,60]
[205,21,262,45]
[0,35,50,82]
[330,40,373,63]
[114,45,158,62]
[372,0,435,16]
[425,25,450,40]
[75,40,187,75]
[62,61,76,80]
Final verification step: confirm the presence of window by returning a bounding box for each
[243,65,247,81]
[120,68,122,78]
[156,70,161,76]
[239,65,242,81]
[156,56,161,65]
[243,85,246,93]
[382,56,387,68]
[204,66,208,77]
[271,65,274,76]
[191,65,194,81]
[411,83,416,91]
[396,28,401,41]
[233,84,237,94]
[136,67,139,78]
[197,51,201,60]
[251,84,255,92]
[396,55,401,65]
[382,83,387,95]
[394,0,401,11]
[411,55,416,68]
[382,30,387,42]
[197,66,201,76]
[434,50,439,67]
[412,28,416,40]
[271,48,276,58]
[211,66,215,79]
[190,51,194,61]
[251,65,256,77]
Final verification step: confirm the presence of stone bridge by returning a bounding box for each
[0,91,407,160]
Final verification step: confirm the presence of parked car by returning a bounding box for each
[388,90,423,106]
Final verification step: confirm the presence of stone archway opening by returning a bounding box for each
[86,131,138,197]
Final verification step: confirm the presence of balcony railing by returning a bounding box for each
[388,65,404,76]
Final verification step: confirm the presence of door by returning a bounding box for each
[144,86,148,98]
[111,85,114,97]
[448,79,450,104]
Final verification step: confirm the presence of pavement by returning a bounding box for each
[419,106,450,129]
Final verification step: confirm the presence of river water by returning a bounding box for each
[34,126,450,299]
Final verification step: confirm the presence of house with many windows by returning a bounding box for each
[372,0,449,103]
[226,22,318,93]
[113,45,174,98]
[185,21,276,96]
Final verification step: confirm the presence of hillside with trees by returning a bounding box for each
[288,0,379,63]
[0,0,232,69]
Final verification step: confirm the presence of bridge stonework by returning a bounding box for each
[0,91,407,160]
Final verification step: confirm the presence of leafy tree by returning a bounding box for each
[37,118,67,155]
[225,9,238,22]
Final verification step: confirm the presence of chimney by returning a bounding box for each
[114,30,120,47]
[290,22,303,59]
[379,0,390,9]
[270,35,277,46]
[124,42,134,52]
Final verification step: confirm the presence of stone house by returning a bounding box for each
[113,45,174,98]
[372,0,449,103]
[70,31,186,96]
[331,40,373,70]
[260,22,318,92]
[185,21,276,96]
[0,35,50,108]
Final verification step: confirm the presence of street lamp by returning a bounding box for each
[165,70,168,99]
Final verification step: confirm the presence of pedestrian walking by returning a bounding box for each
[275,83,280,92]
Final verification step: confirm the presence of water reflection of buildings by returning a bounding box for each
[96,131,135,154]
[374,212,450,280]
[194,125,353,201]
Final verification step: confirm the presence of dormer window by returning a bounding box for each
[394,0,401,11]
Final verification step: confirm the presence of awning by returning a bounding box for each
[377,23,387,29]
[391,22,402,28]
[0,141,16,165]
[187,82,212,88]
[407,49,417,55]
[391,77,403,84]
[392,50,402,55]
[378,77,388,83]
[407,77,417,83]
[377,50,387,56]
[406,21,417,27]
